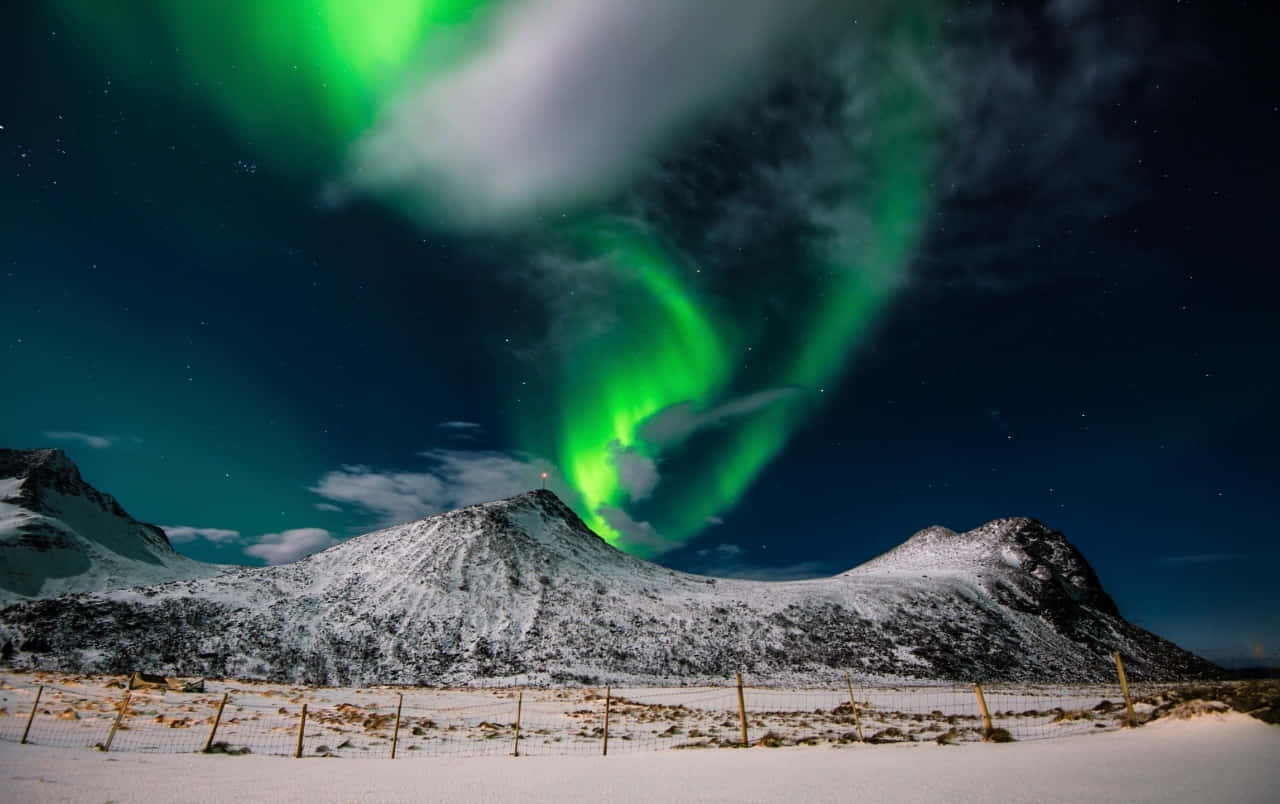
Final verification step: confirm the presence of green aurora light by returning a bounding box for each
[49,0,492,165]
[533,14,939,553]
[47,1,939,554]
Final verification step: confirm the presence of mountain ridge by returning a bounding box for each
[0,481,1221,685]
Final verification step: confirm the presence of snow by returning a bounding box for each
[2,670,1263,761]
[0,477,21,502]
[0,450,224,602]
[0,492,1219,685]
[1,711,1275,803]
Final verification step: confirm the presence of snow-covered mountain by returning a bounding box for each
[0,486,1217,684]
[0,448,222,601]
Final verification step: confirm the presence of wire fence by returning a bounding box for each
[0,666,1250,760]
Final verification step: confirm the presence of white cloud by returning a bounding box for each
[597,505,681,556]
[309,466,445,526]
[243,528,339,566]
[695,543,742,558]
[438,421,484,441]
[348,0,838,229]
[608,442,660,502]
[44,431,118,449]
[162,526,241,545]
[438,421,483,431]
[638,388,803,447]
[313,502,343,513]
[310,450,561,527]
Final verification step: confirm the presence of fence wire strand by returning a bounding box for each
[0,672,1234,758]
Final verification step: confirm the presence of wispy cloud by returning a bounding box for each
[438,421,485,442]
[439,421,484,431]
[686,543,837,580]
[598,505,682,556]
[309,450,561,528]
[566,389,803,511]
[313,502,343,513]
[348,0,837,228]
[638,388,803,447]
[162,526,241,545]
[608,443,660,502]
[696,544,742,557]
[310,466,447,526]
[1160,553,1249,565]
[44,431,119,450]
[243,528,338,565]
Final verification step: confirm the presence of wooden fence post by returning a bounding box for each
[735,673,749,748]
[602,687,611,757]
[202,693,228,753]
[1113,651,1137,727]
[294,703,307,758]
[512,691,523,757]
[973,683,993,740]
[844,672,864,743]
[19,685,43,745]
[102,691,131,752]
[390,693,404,759]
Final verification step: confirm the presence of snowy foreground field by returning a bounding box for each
[1,671,1277,802]
[2,712,1276,803]
[0,671,1220,754]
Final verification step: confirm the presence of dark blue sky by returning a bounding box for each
[2,1,1277,663]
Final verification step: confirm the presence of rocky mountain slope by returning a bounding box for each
[0,448,221,601]
[0,487,1218,684]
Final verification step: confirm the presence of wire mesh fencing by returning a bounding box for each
[1,679,129,750]
[0,681,39,742]
[0,669,1230,759]
[395,690,523,758]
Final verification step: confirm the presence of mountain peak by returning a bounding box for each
[406,488,611,554]
[852,516,1119,619]
[873,516,1071,563]
[0,447,77,474]
[1,447,127,522]
[1,447,221,601]
[496,488,602,534]
[2,447,78,487]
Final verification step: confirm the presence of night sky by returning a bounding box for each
[3,1,1277,664]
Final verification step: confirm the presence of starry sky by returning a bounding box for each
[2,1,1277,665]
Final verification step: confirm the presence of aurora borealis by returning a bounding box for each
[3,1,1278,662]
[48,0,489,165]
[43,0,943,553]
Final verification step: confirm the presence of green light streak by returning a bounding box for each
[539,11,940,554]
[48,0,941,555]
[48,0,491,164]
[554,221,734,543]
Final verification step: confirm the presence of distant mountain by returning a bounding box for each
[0,487,1218,684]
[0,448,222,601]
